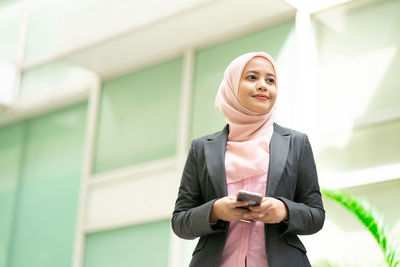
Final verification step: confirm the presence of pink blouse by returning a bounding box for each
[218,172,269,267]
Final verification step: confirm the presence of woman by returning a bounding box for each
[171,52,325,267]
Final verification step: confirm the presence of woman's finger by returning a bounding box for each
[233,200,250,208]
[249,197,272,212]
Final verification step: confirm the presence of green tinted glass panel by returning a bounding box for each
[190,20,295,140]
[94,57,182,173]
[8,103,87,267]
[0,123,23,267]
[316,120,400,173]
[0,2,22,61]
[20,60,94,99]
[312,0,400,126]
[83,220,170,267]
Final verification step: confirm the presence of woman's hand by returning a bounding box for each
[243,197,288,224]
[210,196,250,223]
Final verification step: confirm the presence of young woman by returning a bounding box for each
[172,52,325,267]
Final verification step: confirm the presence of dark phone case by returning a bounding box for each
[236,190,263,210]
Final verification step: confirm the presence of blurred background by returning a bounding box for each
[0,0,399,266]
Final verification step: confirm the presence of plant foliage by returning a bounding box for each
[321,188,400,267]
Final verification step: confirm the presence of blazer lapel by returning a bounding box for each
[266,124,290,197]
[204,125,229,198]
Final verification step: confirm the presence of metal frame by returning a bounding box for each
[167,48,195,267]
[72,76,101,267]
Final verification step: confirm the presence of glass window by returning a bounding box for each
[312,0,400,173]
[8,103,87,267]
[312,0,400,132]
[0,123,24,267]
[94,57,182,174]
[315,120,400,173]
[190,20,295,140]
[83,220,170,267]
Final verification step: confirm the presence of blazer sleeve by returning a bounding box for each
[277,134,325,235]
[171,140,227,240]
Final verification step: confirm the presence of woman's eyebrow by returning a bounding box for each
[244,70,275,77]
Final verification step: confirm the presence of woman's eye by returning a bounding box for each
[267,78,275,84]
[248,75,256,80]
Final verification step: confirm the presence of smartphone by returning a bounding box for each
[236,189,263,210]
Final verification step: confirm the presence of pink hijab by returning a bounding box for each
[215,52,277,183]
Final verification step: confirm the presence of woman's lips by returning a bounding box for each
[253,95,269,100]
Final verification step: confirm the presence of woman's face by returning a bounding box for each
[238,57,277,113]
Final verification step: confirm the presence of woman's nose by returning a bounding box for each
[257,80,268,91]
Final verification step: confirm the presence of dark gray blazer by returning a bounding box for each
[172,123,325,267]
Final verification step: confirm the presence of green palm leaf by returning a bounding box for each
[322,188,400,267]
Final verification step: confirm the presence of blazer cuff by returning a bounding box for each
[276,197,293,235]
[200,199,229,235]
